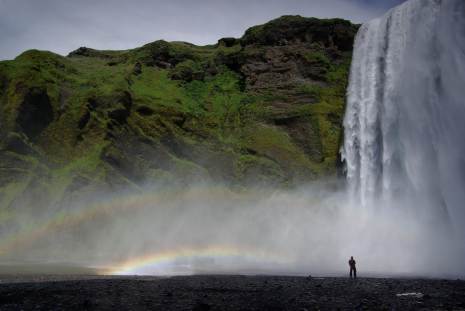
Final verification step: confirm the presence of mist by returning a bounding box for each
[1,178,463,278]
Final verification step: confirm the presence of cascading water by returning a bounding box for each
[342,0,465,234]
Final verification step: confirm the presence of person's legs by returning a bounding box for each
[354,268,357,279]
[350,268,353,278]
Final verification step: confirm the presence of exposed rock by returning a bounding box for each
[133,62,142,75]
[1,132,37,156]
[108,108,129,124]
[218,37,238,47]
[103,91,133,124]
[78,110,91,129]
[15,88,54,141]
[136,106,154,116]
[241,15,358,51]
[68,47,93,57]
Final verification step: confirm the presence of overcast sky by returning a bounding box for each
[0,0,406,60]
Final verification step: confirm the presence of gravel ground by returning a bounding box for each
[0,275,464,310]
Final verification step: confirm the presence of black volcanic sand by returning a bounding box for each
[0,275,464,310]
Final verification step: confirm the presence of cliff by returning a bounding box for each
[0,16,358,210]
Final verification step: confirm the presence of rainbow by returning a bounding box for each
[0,186,262,257]
[104,245,292,275]
[0,187,295,276]
[0,191,162,256]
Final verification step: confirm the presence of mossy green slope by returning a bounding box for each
[0,16,358,210]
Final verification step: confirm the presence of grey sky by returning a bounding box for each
[0,0,406,60]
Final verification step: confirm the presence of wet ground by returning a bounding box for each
[0,275,464,310]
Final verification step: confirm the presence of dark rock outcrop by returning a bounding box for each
[16,88,54,141]
[240,16,357,51]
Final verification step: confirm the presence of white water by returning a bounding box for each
[343,0,465,231]
[341,0,465,275]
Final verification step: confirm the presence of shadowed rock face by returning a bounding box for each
[0,15,358,209]
[16,88,53,141]
[241,17,356,51]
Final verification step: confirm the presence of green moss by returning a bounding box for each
[131,67,185,109]
[303,56,351,168]
[53,144,106,178]
[131,40,217,65]
[303,51,331,68]
[182,69,254,141]
[243,124,320,178]
[325,54,352,95]
[298,83,323,99]
[170,59,204,82]
[234,154,284,183]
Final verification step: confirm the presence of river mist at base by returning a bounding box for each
[2,0,465,278]
[1,181,464,278]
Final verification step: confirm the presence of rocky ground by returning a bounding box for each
[0,275,464,310]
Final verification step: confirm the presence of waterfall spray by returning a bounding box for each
[342,0,465,233]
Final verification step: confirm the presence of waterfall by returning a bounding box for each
[342,0,465,228]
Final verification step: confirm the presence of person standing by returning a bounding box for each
[349,256,357,279]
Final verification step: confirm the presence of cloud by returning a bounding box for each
[0,0,397,60]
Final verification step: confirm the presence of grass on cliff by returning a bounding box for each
[303,53,351,169]
[0,16,354,208]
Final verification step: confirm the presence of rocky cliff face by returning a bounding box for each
[0,16,358,210]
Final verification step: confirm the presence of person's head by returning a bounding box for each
[350,256,354,260]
